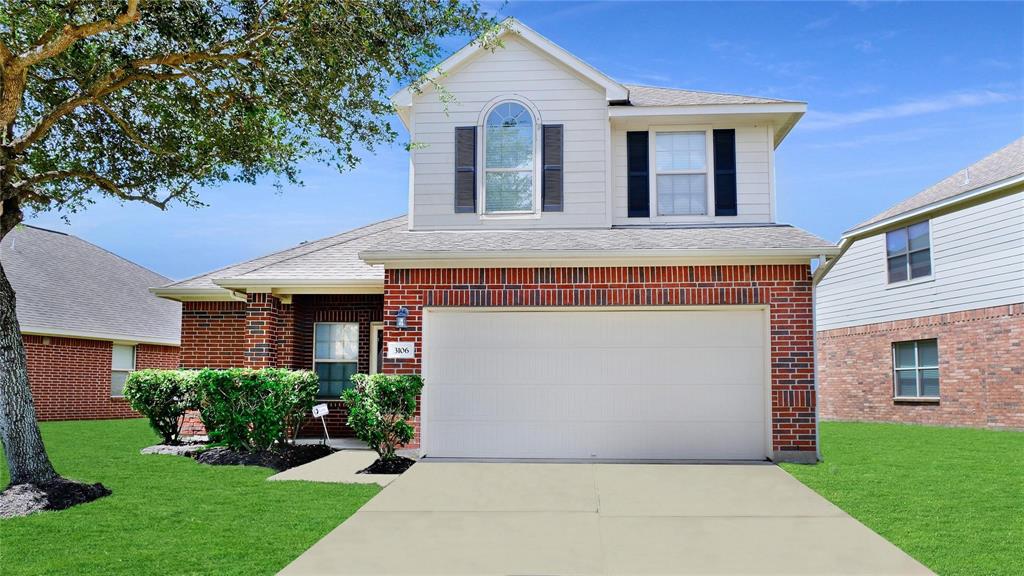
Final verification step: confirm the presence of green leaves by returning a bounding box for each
[123,369,200,444]
[193,368,319,452]
[341,373,424,461]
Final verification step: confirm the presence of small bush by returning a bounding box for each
[342,373,424,462]
[195,368,319,452]
[123,370,200,444]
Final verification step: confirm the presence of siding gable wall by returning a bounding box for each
[816,189,1024,330]
[410,35,609,230]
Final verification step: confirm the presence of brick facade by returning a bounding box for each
[179,295,384,438]
[381,265,818,459]
[818,303,1024,429]
[24,334,179,421]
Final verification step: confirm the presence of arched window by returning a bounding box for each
[484,101,536,212]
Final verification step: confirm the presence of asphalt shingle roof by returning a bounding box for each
[851,137,1024,232]
[623,84,800,107]
[1,225,181,344]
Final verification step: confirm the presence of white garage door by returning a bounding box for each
[423,308,769,460]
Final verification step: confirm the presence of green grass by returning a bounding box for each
[781,421,1024,576]
[0,419,380,575]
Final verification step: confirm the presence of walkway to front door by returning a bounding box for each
[279,462,932,575]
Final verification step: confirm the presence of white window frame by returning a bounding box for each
[649,125,715,221]
[478,97,542,219]
[369,322,384,375]
[892,339,940,400]
[312,321,360,398]
[111,343,136,398]
[885,220,933,287]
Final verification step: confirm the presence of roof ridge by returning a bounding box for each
[224,217,407,279]
[12,225,171,283]
[163,214,405,287]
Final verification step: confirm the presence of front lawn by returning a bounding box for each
[782,421,1024,576]
[0,419,379,575]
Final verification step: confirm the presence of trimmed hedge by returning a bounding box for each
[123,370,200,444]
[342,373,424,462]
[196,368,319,452]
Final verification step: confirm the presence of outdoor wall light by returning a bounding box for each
[395,306,409,329]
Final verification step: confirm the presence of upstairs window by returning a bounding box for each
[655,131,708,216]
[893,339,939,399]
[484,101,535,213]
[111,344,135,397]
[886,221,931,283]
[313,322,359,397]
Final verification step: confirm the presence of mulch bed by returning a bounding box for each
[193,443,336,472]
[0,479,111,519]
[358,456,415,475]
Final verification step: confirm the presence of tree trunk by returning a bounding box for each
[0,256,59,485]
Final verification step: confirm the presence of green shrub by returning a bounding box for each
[342,373,424,461]
[123,370,200,444]
[195,368,319,452]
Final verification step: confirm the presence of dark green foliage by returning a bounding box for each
[196,368,319,452]
[342,373,424,461]
[122,369,199,444]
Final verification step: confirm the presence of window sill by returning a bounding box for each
[886,275,934,290]
[480,211,539,220]
[893,396,940,403]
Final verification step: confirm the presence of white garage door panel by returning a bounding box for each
[424,309,768,460]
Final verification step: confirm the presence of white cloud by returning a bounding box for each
[854,40,877,54]
[803,90,1018,130]
[804,15,838,31]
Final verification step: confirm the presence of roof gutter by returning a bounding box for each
[360,247,839,267]
[150,287,247,303]
[21,325,181,347]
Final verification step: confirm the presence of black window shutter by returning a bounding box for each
[626,131,650,218]
[454,126,476,213]
[713,129,737,216]
[542,125,564,212]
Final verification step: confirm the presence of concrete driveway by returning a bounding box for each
[279,462,932,575]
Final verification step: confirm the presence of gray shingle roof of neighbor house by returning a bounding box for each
[849,136,1024,233]
[0,225,181,345]
[623,84,802,107]
[154,218,834,297]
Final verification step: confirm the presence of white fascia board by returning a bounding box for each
[391,18,627,109]
[21,326,181,347]
[149,287,245,302]
[842,174,1024,238]
[608,102,806,118]
[360,247,838,268]
[212,277,384,293]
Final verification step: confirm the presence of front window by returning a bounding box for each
[111,344,135,397]
[313,322,359,397]
[485,101,535,213]
[893,339,939,398]
[655,131,708,216]
[886,221,931,283]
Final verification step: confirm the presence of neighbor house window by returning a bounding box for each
[111,344,135,397]
[655,131,708,216]
[893,339,939,398]
[886,221,931,283]
[484,101,535,213]
[313,322,359,397]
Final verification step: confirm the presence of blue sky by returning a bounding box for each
[25,1,1023,281]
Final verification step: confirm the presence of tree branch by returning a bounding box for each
[16,169,180,210]
[93,99,164,156]
[20,0,140,68]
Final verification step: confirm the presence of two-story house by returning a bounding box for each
[154,20,836,463]
[815,138,1023,429]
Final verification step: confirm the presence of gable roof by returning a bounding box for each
[1,225,181,345]
[391,18,629,110]
[153,216,407,299]
[622,84,800,107]
[848,137,1024,234]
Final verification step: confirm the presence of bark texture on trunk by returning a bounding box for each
[0,257,59,485]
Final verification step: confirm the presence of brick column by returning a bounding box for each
[244,292,281,368]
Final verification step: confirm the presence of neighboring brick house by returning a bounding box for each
[155,19,837,462]
[816,138,1023,429]
[1,225,181,421]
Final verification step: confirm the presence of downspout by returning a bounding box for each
[812,257,823,462]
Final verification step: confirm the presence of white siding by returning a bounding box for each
[816,190,1024,330]
[610,122,775,225]
[409,35,609,230]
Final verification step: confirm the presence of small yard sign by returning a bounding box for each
[311,403,329,418]
[387,341,415,359]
